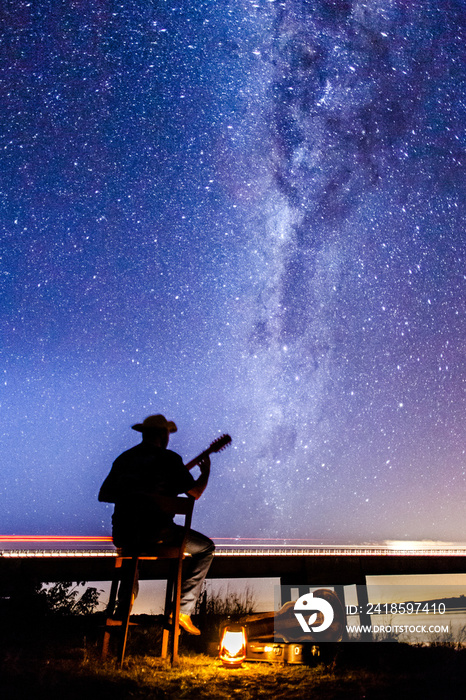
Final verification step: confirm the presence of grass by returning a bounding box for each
[2,649,466,700]
[1,614,466,699]
[2,643,466,699]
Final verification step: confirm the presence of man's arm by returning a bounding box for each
[187,456,210,500]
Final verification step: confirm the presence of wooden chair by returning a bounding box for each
[101,495,194,666]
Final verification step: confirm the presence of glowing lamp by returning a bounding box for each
[219,623,247,668]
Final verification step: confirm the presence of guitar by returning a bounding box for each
[185,434,232,471]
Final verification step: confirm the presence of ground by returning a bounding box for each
[1,613,465,699]
[2,648,466,700]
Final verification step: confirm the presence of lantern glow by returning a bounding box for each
[219,623,247,668]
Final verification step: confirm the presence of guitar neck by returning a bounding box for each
[185,447,212,471]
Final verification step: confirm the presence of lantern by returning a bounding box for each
[219,623,247,668]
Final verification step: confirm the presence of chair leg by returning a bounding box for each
[170,553,184,665]
[161,558,183,665]
[161,560,176,660]
[117,557,139,667]
[102,556,123,661]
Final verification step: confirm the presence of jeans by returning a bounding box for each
[177,527,215,614]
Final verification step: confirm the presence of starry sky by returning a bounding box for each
[1,0,465,544]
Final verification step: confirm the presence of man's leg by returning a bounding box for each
[145,525,215,633]
[179,529,215,615]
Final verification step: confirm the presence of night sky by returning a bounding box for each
[2,0,465,544]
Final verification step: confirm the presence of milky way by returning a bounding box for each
[1,1,465,543]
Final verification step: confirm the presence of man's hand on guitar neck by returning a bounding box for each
[188,455,210,500]
[199,455,211,475]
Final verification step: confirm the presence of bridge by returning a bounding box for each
[3,537,465,637]
[2,537,466,586]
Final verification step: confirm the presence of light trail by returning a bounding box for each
[1,536,466,559]
[0,535,113,543]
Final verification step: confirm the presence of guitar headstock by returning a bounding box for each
[208,434,232,454]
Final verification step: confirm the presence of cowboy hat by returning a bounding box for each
[131,414,177,433]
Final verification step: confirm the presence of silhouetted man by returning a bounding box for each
[99,414,215,635]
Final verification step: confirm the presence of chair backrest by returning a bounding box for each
[152,495,195,555]
[153,494,195,518]
[116,495,195,559]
